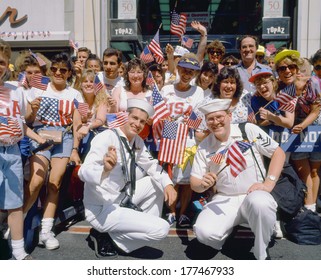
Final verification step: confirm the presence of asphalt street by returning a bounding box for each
[2,217,321,261]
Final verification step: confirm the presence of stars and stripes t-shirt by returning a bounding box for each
[27,83,84,127]
[0,88,24,145]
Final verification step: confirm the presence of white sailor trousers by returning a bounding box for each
[193,190,277,260]
[87,176,170,253]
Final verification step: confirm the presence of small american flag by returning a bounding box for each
[274,90,297,113]
[18,72,28,88]
[69,39,79,51]
[181,36,194,49]
[151,85,170,139]
[208,148,228,164]
[29,74,50,90]
[0,116,23,143]
[29,50,47,67]
[186,111,202,129]
[106,112,128,128]
[0,86,11,108]
[73,99,89,117]
[170,9,187,38]
[149,30,164,64]
[247,105,256,123]
[146,71,155,87]
[94,75,104,95]
[140,46,154,64]
[158,120,189,165]
[226,141,247,177]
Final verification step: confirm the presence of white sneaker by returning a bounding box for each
[39,231,60,250]
[273,220,283,239]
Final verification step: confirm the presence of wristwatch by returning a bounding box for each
[267,175,277,182]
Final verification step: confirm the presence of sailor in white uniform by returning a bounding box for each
[190,99,286,260]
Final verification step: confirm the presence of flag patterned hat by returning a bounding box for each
[127,98,155,117]
[198,99,232,115]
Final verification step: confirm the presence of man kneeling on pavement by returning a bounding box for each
[78,98,177,257]
[190,99,286,260]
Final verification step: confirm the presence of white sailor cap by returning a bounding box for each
[198,99,232,115]
[127,98,155,117]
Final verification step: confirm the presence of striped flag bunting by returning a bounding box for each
[148,30,164,64]
[170,9,187,38]
[106,112,128,128]
[73,99,89,117]
[226,141,247,177]
[158,120,189,165]
[140,45,154,64]
[29,74,50,90]
[186,111,202,129]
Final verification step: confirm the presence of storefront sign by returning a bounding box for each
[264,0,284,17]
[110,19,139,41]
[0,6,27,27]
[185,12,210,31]
[262,17,290,39]
[269,126,321,152]
[117,0,136,19]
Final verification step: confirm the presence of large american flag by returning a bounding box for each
[29,74,50,90]
[226,141,247,177]
[106,112,128,128]
[94,75,105,95]
[170,9,187,38]
[73,99,89,118]
[151,85,170,139]
[148,30,164,64]
[274,89,297,113]
[140,45,154,64]
[37,97,74,126]
[158,120,188,165]
[186,111,202,129]
[0,116,23,143]
[0,86,11,108]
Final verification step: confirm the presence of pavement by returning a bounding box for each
[2,215,321,261]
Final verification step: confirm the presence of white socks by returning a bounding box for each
[305,203,316,212]
[11,238,28,260]
[41,218,54,234]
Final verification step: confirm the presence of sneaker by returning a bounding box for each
[22,254,33,260]
[273,220,283,239]
[178,214,191,228]
[39,231,60,250]
[166,213,176,226]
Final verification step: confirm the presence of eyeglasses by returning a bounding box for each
[314,65,321,71]
[254,79,272,87]
[208,49,223,56]
[50,66,69,75]
[277,64,297,72]
[206,114,227,124]
[224,61,237,66]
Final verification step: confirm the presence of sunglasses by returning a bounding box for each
[277,64,297,72]
[314,65,321,71]
[208,49,223,56]
[50,66,69,75]
[225,61,237,66]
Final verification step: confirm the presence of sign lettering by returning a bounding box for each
[0,6,28,27]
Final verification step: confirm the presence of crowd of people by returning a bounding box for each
[1,22,321,260]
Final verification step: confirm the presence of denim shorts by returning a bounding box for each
[0,144,24,209]
[30,126,73,161]
[290,151,321,162]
